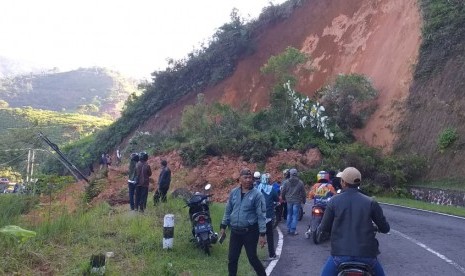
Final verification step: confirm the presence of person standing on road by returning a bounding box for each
[220,168,267,276]
[319,167,390,276]
[134,152,152,212]
[127,153,139,211]
[281,168,306,235]
[257,173,279,260]
[154,159,171,204]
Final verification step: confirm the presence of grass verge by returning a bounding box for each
[376,196,465,218]
[409,179,465,192]
[0,196,268,275]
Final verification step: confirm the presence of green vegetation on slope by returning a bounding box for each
[0,107,112,178]
[0,196,264,275]
[72,1,306,166]
[416,0,465,78]
[0,67,140,118]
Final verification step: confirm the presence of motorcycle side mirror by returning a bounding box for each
[205,183,212,191]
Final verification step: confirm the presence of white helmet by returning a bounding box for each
[253,171,261,178]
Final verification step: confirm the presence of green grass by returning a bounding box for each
[376,196,465,217]
[409,178,465,191]
[0,196,267,275]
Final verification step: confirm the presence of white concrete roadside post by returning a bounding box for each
[163,214,175,249]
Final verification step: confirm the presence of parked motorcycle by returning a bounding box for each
[305,197,331,244]
[185,184,218,255]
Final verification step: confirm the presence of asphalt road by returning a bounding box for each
[268,203,465,276]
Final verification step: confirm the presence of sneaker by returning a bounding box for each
[289,231,298,236]
[268,255,278,261]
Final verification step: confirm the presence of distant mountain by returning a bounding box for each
[0,56,44,77]
[0,67,141,119]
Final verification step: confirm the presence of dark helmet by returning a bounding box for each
[290,168,298,177]
[130,153,139,162]
[139,151,148,161]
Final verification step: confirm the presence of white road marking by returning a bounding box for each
[380,202,465,220]
[391,229,465,274]
[266,226,283,276]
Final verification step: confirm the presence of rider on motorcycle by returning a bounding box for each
[319,167,390,276]
[308,171,336,206]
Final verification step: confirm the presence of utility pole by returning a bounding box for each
[26,149,31,183]
[38,132,89,183]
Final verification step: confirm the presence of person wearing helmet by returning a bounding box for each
[127,153,140,211]
[253,171,261,188]
[330,170,342,191]
[134,151,152,212]
[319,167,390,276]
[281,168,306,235]
[308,171,336,205]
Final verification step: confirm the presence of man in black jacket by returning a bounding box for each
[319,167,390,276]
[154,159,171,204]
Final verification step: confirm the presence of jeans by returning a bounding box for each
[135,186,148,212]
[128,183,136,210]
[321,255,385,276]
[228,224,266,276]
[286,202,301,233]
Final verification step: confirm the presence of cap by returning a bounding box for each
[240,168,253,176]
[253,171,261,178]
[341,167,361,185]
[289,168,298,176]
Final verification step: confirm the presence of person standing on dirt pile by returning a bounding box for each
[257,173,279,260]
[154,159,171,204]
[281,168,306,235]
[99,153,107,170]
[219,168,267,276]
[319,167,390,276]
[116,147,122,165]
[127,153,139,211]
[106,154,112,167]
[135,152,152,212]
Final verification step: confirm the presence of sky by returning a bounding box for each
[0,0,287,79]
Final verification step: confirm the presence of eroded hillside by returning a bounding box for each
[142,0,421,152]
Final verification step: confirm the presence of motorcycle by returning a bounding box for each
[305,197,331,244]
[336,224,383,276]
[185,184,218,255]
[337,262,374,276]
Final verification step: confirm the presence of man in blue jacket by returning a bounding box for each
[220,168,267,276]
